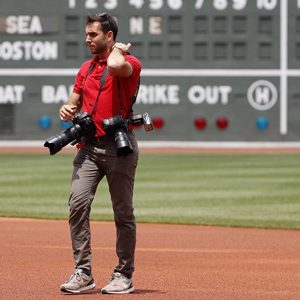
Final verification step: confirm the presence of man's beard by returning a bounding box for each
[88,43,107,55]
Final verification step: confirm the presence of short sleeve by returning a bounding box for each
[126,55,142,78]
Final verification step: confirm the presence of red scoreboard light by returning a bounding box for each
[152,117,165,129]
[216,117,229,130]
[194,117,207,130]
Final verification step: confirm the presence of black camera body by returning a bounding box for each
[44,112,95,155]
[103,112,153,157]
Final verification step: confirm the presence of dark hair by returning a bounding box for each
[86,13,118,40]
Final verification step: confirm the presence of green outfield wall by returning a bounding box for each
[0,0,299,142]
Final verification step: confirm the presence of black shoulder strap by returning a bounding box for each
[127,76,140,118]
[132,76,140,105]
[99,67,109,90]
[117,76,140,119]
[91,66,109,117]
[77,62,96,113]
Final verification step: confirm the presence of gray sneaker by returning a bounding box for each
[101,272,135,294]
[60,269,95,294]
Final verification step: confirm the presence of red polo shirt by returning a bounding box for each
[73,54,142,136]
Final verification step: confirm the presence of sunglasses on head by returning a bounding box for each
[89,12,111,32]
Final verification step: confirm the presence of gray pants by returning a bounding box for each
[68,133,138,278]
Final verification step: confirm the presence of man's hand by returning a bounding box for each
[59,104,77,122]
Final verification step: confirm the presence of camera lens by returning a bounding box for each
[44,124,83,155]
[114,129,133,156]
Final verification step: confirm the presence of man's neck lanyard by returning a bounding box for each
[91,65,109,117]
[80,62,109,117]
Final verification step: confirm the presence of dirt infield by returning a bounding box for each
[1,218,299,300]
[1,145,300,155]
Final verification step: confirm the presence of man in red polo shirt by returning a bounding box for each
[59,13,141,295]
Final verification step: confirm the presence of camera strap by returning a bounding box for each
[76,62,97,113]
[131,76,140,105]
[91,66,109,117]
[117,76,140,119]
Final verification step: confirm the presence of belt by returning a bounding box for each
[88,135,112,147]
[89,130,134,148]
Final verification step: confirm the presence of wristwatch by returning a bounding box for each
[112,44,126,53]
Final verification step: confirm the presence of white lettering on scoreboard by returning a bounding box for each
[188,85,232,105]
[136,84,232,105]
[0,41,58,61]
[247,80,278,111]
[137,85,180,104]
[1,15,59,61]
[130,16,163,35]
[6,16,42,34]
[0,82,279,112]
[0,85,25,104]
[135,82,277,111]
[42,85,74,104]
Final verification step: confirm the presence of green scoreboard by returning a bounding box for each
[0,0,299,142]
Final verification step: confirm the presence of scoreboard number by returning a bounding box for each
[103,0,118,10]
[129,0,144,9]
[85,0,98,9]
[68,0,118,10]
[67,0,277,10]
[232,0,247,10]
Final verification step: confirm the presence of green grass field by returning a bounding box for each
[1,153,300,229]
